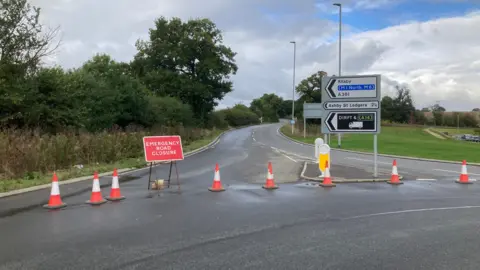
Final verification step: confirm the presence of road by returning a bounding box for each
[1,123,480,269]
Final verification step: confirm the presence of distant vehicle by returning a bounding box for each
[349,121,363,129]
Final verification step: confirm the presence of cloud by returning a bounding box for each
[30,0,480,111]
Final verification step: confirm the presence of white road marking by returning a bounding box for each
[270,147,313,161]
[211,138,221,148]
[345,157,391,165]
[433,168,480,176]
[282,154,298,163]
[345,205,480,220]
[416,178,437,181]
[270,146,297,163]
[252,137,256,142]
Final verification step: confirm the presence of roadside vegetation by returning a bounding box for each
[0,1,291,192]
[279,68,480,163]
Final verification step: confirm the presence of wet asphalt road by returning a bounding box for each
[2,123,480,269]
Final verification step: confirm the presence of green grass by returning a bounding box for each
[281,125,480,163]
[0,129,225,193]
[431,127,477,136]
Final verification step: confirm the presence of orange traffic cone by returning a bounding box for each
[43,172,67,209]
[86,172,107,205]
[319,161,336,187]
[456,160,472,184]
[106,169,125,201]
[208,163,225,192]
[387,159,403,185]
[262,162,278,190]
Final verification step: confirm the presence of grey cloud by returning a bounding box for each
[343,39,391,74]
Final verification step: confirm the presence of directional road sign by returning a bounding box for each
[303,103,324,118]
[323,111,378,133]
[323,101,379,110]
[324,75,379,99]
[321,74,381,134]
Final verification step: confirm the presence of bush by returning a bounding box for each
[0,126,216,179]
[206,110,229,129]
[223,107,260,127]
[147,96,194,127]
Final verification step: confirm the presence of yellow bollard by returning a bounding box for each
[317,144,331,176]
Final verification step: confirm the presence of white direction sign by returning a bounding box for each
[323,101,379,110]
[325,76,378,99]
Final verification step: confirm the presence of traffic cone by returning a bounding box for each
[86,172,107,205]
[456,160,472,184]
[262,162,278,190]
[106,169,125,201]
[43,172,67,209]
[387,159,403,185]
[208,163,225,192]
[319,160,336,187]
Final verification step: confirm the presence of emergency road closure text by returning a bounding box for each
[143,136,184,162]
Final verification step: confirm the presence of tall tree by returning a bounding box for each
[381,96,394,121]
[133,17,237,122]
[0,0,59,74]
[250,93,283,122]
[391,86,415,123]
[295,71,326,103]
[0,0,59,127]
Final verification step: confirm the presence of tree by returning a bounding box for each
[473,108,480,112]
[295,71,326,103]
[133,17,237,123]
[381,96,394,121]
[0,0,59,74]
[250,93,283,122]
[390,86,415,123]
[0,0,60,127]
[22,67,81,132]
[277,100,290,118]
[69,54,154,131]
[432,104,446,112]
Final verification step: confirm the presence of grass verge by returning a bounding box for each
[280,124,480,163]
[0,128,226,193]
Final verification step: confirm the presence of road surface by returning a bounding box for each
[1,123,480,270]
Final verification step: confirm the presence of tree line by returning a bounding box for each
[0,0,268,135]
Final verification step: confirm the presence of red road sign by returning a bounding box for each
[143,136,184,162]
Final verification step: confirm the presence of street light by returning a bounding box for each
[333,3,342,147]
[290,41,296,134]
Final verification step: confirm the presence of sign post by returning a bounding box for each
[143,136,184,191]
[321,74,382,177]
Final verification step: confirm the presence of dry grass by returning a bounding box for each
[0,126,222,192]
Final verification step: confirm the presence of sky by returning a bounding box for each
[31,0,480,111]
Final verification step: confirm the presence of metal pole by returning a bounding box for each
[303,117,306,138]
[334,3,342,148]
[290,41,296,134]
[373,134,378,178]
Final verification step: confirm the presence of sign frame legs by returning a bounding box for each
[167,161,181,191]
[147,162,154,190]
[146,161,181,191]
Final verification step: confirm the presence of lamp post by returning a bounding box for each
[333,3,342,147]
[290,41,296,134]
